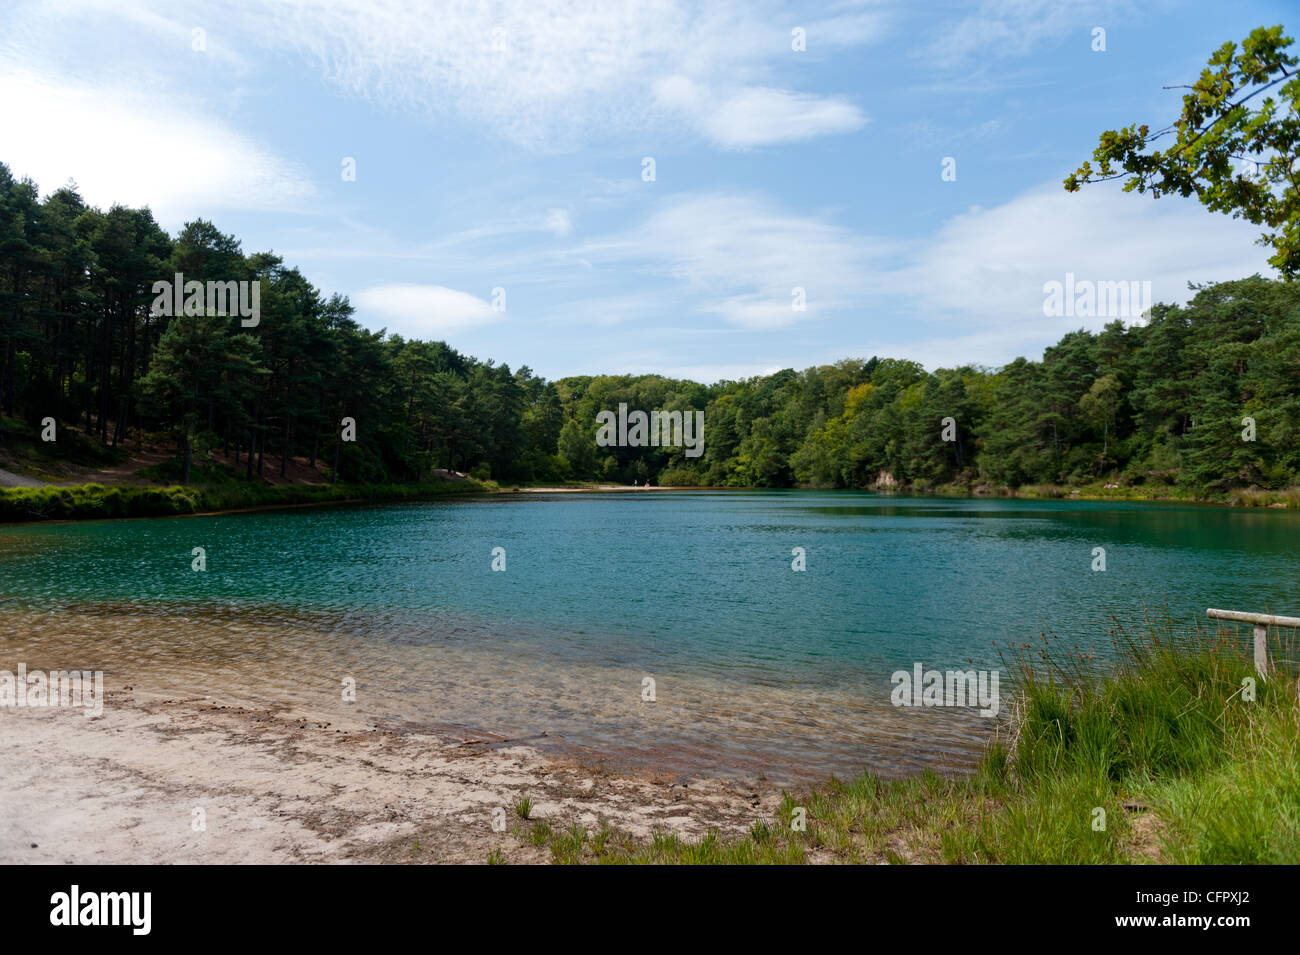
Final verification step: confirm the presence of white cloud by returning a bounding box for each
[545,209,573,236]
[823,178,1276,370]
[0,69,315,224]
[353,284,501,336]
[569,178,1276,367]
[585,192,893,327]
[653,76,865,148]
[898,180,1273,327]
[294,178,1277,368]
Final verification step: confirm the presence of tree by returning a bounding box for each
[7,160,1300,498]
[137,311,262,483]
[557,418,596,477]
[1079,374,1121,473]
[1065,26,1300,275]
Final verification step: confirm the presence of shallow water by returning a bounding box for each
[2,491,1297,781]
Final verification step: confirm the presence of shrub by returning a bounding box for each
[657,468,702,487]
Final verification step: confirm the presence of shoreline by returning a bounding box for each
[0,683,784,864]
[1,477,1294,526]
[1,526,1292,863]
[0,605,988,787]
[0,605,990,863]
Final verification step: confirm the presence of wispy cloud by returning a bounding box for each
[582,192,894,327]
[652,77,866,148]
[545,209,573,237]
[928,0,1139,63]
[216,0,884,150]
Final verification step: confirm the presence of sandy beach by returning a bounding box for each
[0,683,784,864]
[0,584,986,866]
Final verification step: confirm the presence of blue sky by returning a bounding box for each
[0,0,1291,382]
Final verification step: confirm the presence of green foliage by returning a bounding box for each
[0,163,565,485]
[656,468,702,486]
[4,162,1299,498]
[0,477,482,523]
[1066,25,1300,275]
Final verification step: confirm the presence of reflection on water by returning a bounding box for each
[1,604,987,783]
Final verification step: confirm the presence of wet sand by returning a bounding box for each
[0,606,989,863]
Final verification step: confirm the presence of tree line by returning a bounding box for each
[0,163,560,484]
[2,162,1298,493]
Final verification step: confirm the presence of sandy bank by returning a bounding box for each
[0,687,782,865]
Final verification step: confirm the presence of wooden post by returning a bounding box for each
[1254,624,1269,679]
[1206,608,1300,679]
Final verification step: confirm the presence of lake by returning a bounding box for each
[2,491,1297,782]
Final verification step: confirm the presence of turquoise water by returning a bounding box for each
[3,492,1298,779]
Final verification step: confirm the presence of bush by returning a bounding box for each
[0,477,485,524]
[657,468,701,487]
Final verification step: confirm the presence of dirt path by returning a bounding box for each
[1,441,335,488]
[0,689,782,865]
[0,467,45,488]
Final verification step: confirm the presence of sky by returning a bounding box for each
[0,0,1292,383]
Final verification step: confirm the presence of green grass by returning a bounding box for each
[516,619,1300,864]
[920,482,1226,505]
[525,820,553,848]
[1227,486,1300,508]
[0,476,486,523]
[844,481,1283,508]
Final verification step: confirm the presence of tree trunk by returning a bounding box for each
[99,310,112,444]
[1,332,14,417]
[281,415,290,477]
[112,395,126,447]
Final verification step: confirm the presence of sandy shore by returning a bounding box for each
[0,601,987,865]
[0,685,784,864]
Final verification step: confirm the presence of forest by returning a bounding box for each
[2,160,1299,495]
